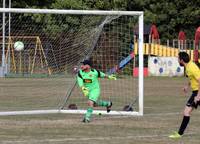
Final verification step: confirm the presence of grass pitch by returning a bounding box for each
[0,77,200,144]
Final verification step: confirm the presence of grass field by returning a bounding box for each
[0,77,200,144]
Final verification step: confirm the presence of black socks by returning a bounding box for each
[178,116,190,135]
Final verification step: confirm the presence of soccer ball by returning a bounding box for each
[14,41,24,51]
[73,66,79,74]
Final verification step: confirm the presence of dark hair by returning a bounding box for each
[195,61,200,68]
[178,52,190,63]
[81,59,92,66]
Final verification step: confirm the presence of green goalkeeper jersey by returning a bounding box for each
[77,69,105,90]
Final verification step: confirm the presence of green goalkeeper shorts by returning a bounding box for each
[88,88,100,102]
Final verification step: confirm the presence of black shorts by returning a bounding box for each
[186,90,199,108]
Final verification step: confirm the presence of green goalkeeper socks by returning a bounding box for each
[97,100,110,107]
[85,107,93,120]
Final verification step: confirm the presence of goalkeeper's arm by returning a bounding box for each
[106,74,117,80]
[77,75,84,88]
[77,75,89,97]
[97,70,116,80]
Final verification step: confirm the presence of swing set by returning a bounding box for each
[3,36,51,75]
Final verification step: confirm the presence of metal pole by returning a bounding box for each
[9,0,11,35]
[138,13,144,115]
[8,0,11,74]
[2,0,6,77]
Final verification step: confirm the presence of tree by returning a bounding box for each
[9,0,200,41]
[128,0,200,40]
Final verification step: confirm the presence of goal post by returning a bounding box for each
[0,8,143,116]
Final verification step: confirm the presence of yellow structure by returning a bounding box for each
[134,43,198,61]
[3,36,51,75]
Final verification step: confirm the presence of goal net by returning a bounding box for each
[0,8,143,116]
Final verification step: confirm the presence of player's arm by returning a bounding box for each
[77,72,89,96]
[197,78,200,98]
[105,74,117,80]
[103,73,116,80]
[95,69,117,80]
[77,73,83,88]
[195,77,200,101]
[193,68,200,102]
[183,81,190,94]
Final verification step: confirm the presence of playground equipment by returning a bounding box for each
[194,27,200,63]
[134,43,196,60]
[133,24,199,62]
[3,36,51,75]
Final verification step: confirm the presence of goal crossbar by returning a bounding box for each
[0,8,143,16]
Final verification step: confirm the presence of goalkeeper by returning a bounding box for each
[77,59,116,123]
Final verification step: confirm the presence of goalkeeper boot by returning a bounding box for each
[106,101,112,113]
[168,131,182,139]
[82,117,90,123]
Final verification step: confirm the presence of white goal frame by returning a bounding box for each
[0,8,144,116]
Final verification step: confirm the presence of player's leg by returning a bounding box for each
[97,100,112,112]
[92,89,112,112]
[178,106,193,135]
[177,91,199,135]
[83,100,94,123]
[169,91,197,138]
[83,89,99,123]
[169,106,193,138]
[96,100,110,107]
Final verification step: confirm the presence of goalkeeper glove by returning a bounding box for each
[81,87,89,97]
[108,74,117,80]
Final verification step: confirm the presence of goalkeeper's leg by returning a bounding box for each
[83,89,99,123]
[83,100,94,123]
[91,89,112,112]
[97,100,112,112]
